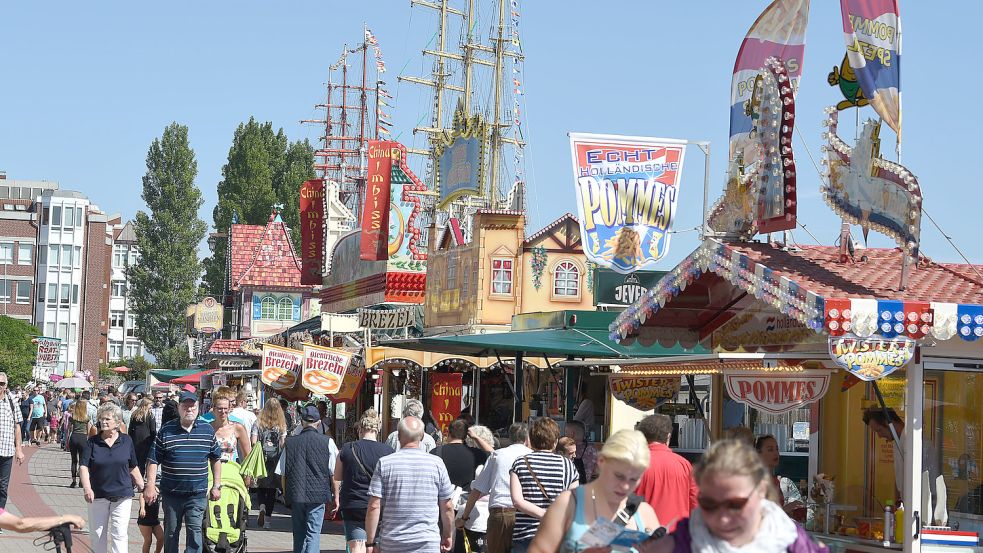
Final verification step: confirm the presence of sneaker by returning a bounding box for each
[69,481,76,488]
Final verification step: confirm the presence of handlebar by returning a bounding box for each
[31,522,73,553]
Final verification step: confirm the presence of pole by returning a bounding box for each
[513,351,524,423]
[871,380,904,458]
[701,142,711,240]
[686,374,712,446]
[488,0,507,201]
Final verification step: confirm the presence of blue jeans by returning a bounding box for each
[162,492,206,553]
[0,455,11,509]
[291,502,325,553]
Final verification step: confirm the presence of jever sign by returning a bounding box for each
[724,370,831,415]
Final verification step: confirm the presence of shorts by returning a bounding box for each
[343,518,367,542]
[137,498,161,526]
[30,418,45,431]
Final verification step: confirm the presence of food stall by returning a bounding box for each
[606,239,983,552]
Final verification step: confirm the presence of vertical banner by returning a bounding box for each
[840,0,901,137]
[260,344,303,391]
[430,372,463,436]
[331,361,366,403]
[730,0,810,160]
[569,133,687,274]
[360,140,395,260]
[301,343,352,396]
[34,337,61,369]
[299,179,325,285]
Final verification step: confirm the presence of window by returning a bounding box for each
[42,207,49,225]
[553,261,581,297]
[0,243,12,264]
[38,247,46,265]
[72,285,79,304]
[113,245,127,268]
[277,297,293,320]
[51,206,62,226]
[491,258,513,295]
[37,281,45,303]
[128,249,140,266]
[64,206,74,227]
[110,310,124,328]
[76,207,83,227]
[57,323,68,341]
[45,322,55,338]
[69,323,76,344]
[126,313,137,337]
[124,342,141,358]
[109,341,123,361]
[111,281,126,297]
[60,283,70,306]
[74,246,81,269]
[17,244,31,265]
[47,283,57,305]
[15,281,30,304]
[60,245,72,270]
[0,280,9,303]
[260,296,276,319]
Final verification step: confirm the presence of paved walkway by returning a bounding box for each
[0,441,347,552]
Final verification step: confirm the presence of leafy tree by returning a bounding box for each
[0,316,40,387]
[201,118,315,295]
[98,356,155,383]
[129,123,207,369]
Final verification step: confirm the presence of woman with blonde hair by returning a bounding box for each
[255,398,287,528]
[530,429,660,553]
[636,439,822,553]
[333,409,394,553]
[67,398,93,488]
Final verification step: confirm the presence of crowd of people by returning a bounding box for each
[0,374,827,553]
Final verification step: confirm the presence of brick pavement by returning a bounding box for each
[0,442,347,552]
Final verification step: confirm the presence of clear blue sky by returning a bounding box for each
[2,1,980,269]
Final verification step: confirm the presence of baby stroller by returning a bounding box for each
[204,460,251,553]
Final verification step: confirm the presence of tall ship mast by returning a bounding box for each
[399,0,529,242]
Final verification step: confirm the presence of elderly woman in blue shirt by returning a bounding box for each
[80,402,145,553]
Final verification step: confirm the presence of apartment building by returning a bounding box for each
[0,176,58,323]
[106,221,144,362]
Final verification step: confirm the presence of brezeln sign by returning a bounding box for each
[260,344,303,391]
[828,334,915,381]
[724,370,832,415]
[357,307,414,329]
[301,343,352,396]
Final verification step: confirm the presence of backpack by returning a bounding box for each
[259,426,282,460]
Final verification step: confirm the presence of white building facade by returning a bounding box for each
[106,221,143,362]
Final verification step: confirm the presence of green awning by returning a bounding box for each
[382,328,704,359]
[150,368,202,383]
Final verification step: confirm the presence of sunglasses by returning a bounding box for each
[697,484,760,513]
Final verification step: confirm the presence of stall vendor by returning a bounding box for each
[863,407,939,503]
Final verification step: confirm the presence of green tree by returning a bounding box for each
[0,316,40,387]
[129,123,207,369]
[201,118,315,296]
[98,356,155,383]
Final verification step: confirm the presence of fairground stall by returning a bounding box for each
[606,239,983,553]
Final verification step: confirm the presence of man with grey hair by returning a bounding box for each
[385,399,437,452]
[366,416,454,553]
[457,423,530,553]
[0,372,24,533]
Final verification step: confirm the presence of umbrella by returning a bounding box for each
[239,442,268,481]
[54,377,92,389]
[182,384,196,393]
[109,366,131,373]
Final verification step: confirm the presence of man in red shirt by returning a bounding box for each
[635,414,698,530]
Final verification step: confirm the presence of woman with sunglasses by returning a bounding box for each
[637,439,822,553]
[528,429,659,553]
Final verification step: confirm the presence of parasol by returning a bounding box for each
[109,366,131,374]
[54,377,92,389]
[238,443,268,481]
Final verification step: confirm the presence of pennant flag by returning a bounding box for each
[378,126,392,136]
[379,89,393,99]
[840,0,902,137]
[364,29,379,46]
[378,118,393,127]
[729,0,810,160]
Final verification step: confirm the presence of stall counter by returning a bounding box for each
[810,532,983,553]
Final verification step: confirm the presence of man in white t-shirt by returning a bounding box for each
[231,390,258,444]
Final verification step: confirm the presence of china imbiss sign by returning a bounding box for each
[724,370,831,415]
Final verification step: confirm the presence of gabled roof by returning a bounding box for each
[524,213,582,252]
[229,212,306,291]
[611,240,983,344]
[207,339,246,356]
[114,221,137,243]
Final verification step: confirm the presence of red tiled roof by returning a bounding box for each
[729,243,983,305]
[229,213,306,291]
[208,339,245,355]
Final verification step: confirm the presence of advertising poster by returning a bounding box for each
[301,344,352,396]
[609,376,681,411]
[34,337,61,368]
[437,134,483,208]
[193,297,223,333]
[569,133,687,274]
[386,143,428,275]
[840,0,901,136]
[331,361,366,403]
[360,141,395,261]
[260,344,303,391]
[724,371,831,415]
[299,179,325,285]
[828,334,915,381]
[430,372,463,436]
